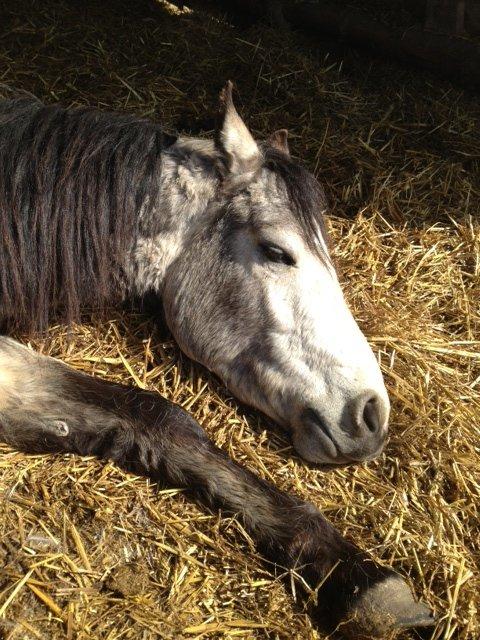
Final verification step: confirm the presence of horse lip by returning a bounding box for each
[315,418,339,453]
[298,409,388,465]
[302,409,340,459]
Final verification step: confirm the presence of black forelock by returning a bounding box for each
[262,146,330,256]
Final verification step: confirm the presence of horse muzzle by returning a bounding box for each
[292,390,390,464]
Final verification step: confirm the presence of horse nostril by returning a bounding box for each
[362,397,381,433]
[356,394,389,436]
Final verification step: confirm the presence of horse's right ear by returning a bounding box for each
[215,81,262,183]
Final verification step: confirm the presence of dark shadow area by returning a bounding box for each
[1,0,478,230]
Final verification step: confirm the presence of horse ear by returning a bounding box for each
[268,129,290,157]
[215,81,261,180]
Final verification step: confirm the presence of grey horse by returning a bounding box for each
[0,83,434,637]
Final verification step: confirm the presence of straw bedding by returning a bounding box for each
[0,1,478,638]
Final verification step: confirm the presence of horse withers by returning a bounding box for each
[0,83,434,637]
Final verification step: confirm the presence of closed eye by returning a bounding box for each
[259,242,296,267]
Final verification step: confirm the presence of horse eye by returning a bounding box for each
[259,242,296,266]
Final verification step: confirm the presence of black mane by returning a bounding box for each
[0,96,174,332]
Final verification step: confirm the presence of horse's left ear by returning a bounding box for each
[268,129,290,157]
[215,81,262,181]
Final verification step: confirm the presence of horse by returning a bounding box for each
[0,82,434,637]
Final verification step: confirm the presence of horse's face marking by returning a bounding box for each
[162,87,390,464]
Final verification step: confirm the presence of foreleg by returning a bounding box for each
[0,337,433,638]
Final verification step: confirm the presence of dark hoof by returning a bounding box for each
[342,575,435,638]
[395,600,436,629]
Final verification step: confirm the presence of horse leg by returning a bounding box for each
[0,336,433,638]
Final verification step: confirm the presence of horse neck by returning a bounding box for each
[129,137,219,297]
